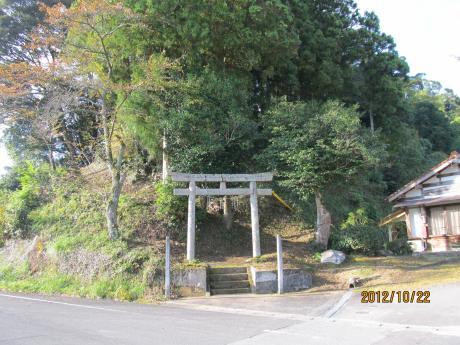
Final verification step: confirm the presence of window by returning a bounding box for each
[446,205,460,235]
[429,204,460,236]
[429,207,445,236]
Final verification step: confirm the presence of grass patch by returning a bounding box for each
[0,265,83,295]
[0,263,148,302]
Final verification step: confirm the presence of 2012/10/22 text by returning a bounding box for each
[361,290,430,303]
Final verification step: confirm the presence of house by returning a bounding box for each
[383,151,460,252]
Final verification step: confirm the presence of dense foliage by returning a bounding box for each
[261,100,381,199]
[329,209,388,255]
[1,0,460,255]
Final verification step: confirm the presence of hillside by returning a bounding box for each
[0,164,314,301]
[2,0,460,302]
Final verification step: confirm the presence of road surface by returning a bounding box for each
[1,282,459,344]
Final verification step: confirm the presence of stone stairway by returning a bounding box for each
[209,267,251,295]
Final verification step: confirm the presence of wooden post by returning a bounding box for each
[165,236,171,298]
[187,181,196,261]
[250,181,261,257]
[277,235,283,294]
[387,225,393,242]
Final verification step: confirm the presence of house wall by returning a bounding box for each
[405,204,460,252]
[406,189,422,198]
[406,204,460,232]
[407,207,425,238]
[397,164,460,205]
[392,158,460,252]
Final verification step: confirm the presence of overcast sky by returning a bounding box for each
[0,126,12,175]
[1,1,459,174]
[356,0,460,94]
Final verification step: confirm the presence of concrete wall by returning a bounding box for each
[250,267,312,294]
[172,268,207,297]
[171,266,312,297]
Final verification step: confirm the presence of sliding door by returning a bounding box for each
[446,205,460,235]
[429,207,445,236]
[429,204,460,236]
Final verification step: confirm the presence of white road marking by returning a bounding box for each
[170,300,460,337]
[332,318,460,337]
[323,290,353,318]
[169,301,311,321]
[0,293,127,313]
[2,292,460,338]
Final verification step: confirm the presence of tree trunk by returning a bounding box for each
[101,95,126,241]
[223,196,233,230]
[106,143,126,240]
[48,147,55,171]
[62,131,75,167]
[107,170,125,240]
[315,192,331,248]
[369,108,375,133]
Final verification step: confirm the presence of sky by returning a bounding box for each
[355,0,460,94]
[1,0,459,174]
[0,126,12,175]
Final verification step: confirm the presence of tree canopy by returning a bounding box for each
[1,0,459,246]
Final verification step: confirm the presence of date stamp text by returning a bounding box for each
[361,290,430,303]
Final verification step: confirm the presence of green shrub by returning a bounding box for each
[90,279,113,298]
[88,277,145,301]
[28,176,126,255]
[306,240,327,253]
[312,252,322,262]
[142,256,164,286]
[387,238,412,255]
[154,180,187,232]
[0,265,81,295]
[115,247,153,274]
[330,208,388,256]
[340,208,369,229]
[0,201,5,247]
[330,224,388,256]
[0,163,58,239]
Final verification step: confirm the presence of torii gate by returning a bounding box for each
[171,172,273,261]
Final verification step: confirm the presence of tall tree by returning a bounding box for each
[0,7,97,169]
[45,0,177,240]
[262,100,381,246]
[0,0,71,62]
[352,11,409,133]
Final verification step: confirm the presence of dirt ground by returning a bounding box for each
[312,252,460,292]
[159,197,460,291]
[205,244,460,293]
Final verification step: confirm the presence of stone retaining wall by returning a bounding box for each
[170,266,312,296]
[172,268,208,297]
[249,267,312,294]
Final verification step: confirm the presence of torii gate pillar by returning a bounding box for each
[250,181,261,257]
[186,181,196,261]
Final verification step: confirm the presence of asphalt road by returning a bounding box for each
[1,282,460,345]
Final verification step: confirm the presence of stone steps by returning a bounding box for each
[210,280,250,289]
[209,266,251,295]
[209,267,247,274]
[211,287,251,295]
[210,273,248,281]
